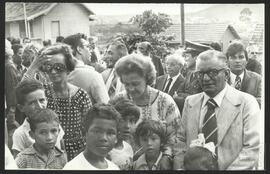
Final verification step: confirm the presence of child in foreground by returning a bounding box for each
[15,108,67,169]
[183,134,218,170]
[133,120,171,170]
[108,96,140,170]
[63,103,121,170]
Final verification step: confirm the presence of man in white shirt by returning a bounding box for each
[155,54,185,97]
[174,50,260,170]
[63,33,109,104]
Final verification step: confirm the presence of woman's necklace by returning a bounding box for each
[51,85,71,118]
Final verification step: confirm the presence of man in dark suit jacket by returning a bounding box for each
[226,41,261,106]
[136,41,165,77]
[156,54,185,96]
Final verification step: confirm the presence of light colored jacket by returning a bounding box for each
[173,85,260,170]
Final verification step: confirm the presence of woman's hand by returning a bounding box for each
[159,154,173,170]
[29,52,51,70]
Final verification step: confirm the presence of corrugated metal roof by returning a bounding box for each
[163,23,240,42]
[5,3,94,22]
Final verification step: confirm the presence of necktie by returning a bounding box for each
[108,75,117,97]
[202,99,218,145]
[164,78,173,93]
[234,76,241,90]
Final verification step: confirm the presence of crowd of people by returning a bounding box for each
[5,32,262,170]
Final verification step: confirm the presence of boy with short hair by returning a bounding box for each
[63,103,121,170]
[15,108,67,169]
[12,79,64,158]
[108,96,140,170]
[133,120,171,170]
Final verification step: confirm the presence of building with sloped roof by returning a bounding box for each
[163,23,241,52]
[5,3,94,44]
[249,23,263,52]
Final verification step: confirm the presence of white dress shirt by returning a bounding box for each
[230,71,244,87]
[199,83,229,131]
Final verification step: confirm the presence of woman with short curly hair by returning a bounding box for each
[22,43,92,161]
[114,53,181,169]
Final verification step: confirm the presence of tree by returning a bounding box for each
[130,10,172,37]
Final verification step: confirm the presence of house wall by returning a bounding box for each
[43,3,90,43]
[5,23,10,38]
[221,28,236,53]
[9,22,20,38]
[30,15,43,39]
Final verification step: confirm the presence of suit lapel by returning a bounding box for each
[241,70,249,92]
[216,86,241,146]
[188,94,203,140]
[169,74,185,96]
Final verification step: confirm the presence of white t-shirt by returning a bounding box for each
[63,152,120,170]
[108,141,133,170]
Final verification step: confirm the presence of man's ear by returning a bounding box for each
[29,130,35,140]
[224,69,231,82]
[76,46,83,55]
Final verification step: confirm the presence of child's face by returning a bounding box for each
[120,115,137,139]
[86,118,118,158]
[139,132,161,158]
[30,121,59,152]
[20,89,47,118]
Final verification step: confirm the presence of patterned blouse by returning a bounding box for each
[44,84,92,161]
[116,87,181,157]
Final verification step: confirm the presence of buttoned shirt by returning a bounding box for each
[12,118,65,152]
[15,145,67,169]
[199,83,228,132]
[133,152,163,170]
[230,71,244,87]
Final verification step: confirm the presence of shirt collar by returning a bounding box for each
[168,72,181,81]
[202,83,228,107]
[136,152,163,170]
[230,71,244,84]
[21,144,63,157]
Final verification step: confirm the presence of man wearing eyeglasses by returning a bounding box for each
[173,50,260,170]
[63,33,109,104]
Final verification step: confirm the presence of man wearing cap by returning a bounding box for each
[136,41,165,77]
[174,50,260,170]
[174,41,211,113]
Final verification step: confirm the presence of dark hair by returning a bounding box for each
[135,120,166,146]
[23,37,31,43]
[63,33,88,56]
[83,103,122,134]
[11,44,23,55]
[16,79,44,105]
[42,43,76,72]
[184,146,218,170]
[11,38,21,45]
[43,39,52,47]
[210,42,222,52]
[115,54,156,86]
[109,96,140,122]
[226,40,248,61]
[56,36,65,43]
[29,108,59,131]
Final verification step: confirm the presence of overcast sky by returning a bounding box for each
[85,3,216,16]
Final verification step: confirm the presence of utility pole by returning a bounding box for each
[180,4,185,47]
[23,3,28,38]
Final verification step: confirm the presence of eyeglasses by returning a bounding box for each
[250,52,257,55]
[46,63,67,73]
[194,68,225,79]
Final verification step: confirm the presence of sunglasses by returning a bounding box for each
[46,63,67,73]
[250,52,257,55]
[194,68,225,79]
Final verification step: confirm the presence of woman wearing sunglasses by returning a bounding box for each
[22,44,92,161]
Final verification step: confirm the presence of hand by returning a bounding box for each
[29,53,52,70]
[159,155,172,170]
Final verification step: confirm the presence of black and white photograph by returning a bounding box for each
[4,2,265,170]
